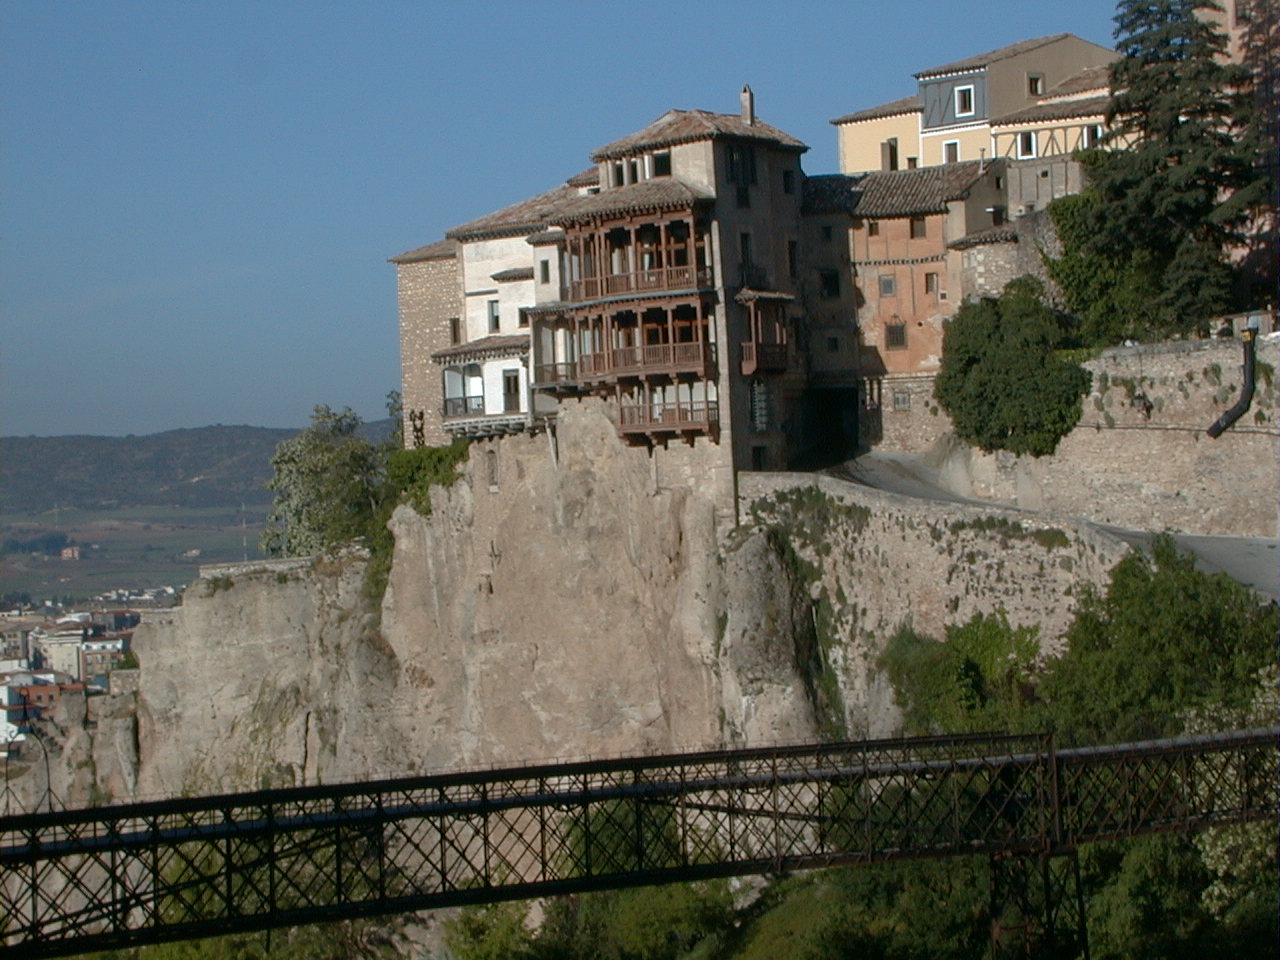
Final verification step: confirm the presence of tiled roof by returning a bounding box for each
[1042,64,1113,99]
[431,334,529,362]
[388,238,457,264]
[549,178,712,225]
[830,94,922,126]
[991,93,1111,126]
[525,229,565,246]
[591,109,807,161]
[915,33,1073,79]
[949,225,1018,250]
[491,267,535,282]
[566,168,601,187]
[446,179,585,242]
[801,174,866,215]
[855,161,994,217]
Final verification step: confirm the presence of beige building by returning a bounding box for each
[832,33,1115,173]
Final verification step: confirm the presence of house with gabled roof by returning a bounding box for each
[832,33,1115,174]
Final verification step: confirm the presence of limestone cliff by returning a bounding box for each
[10,399,1126,813]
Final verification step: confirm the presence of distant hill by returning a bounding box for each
[1,420,396,513]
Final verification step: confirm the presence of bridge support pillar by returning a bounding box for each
[988,850,1087,959]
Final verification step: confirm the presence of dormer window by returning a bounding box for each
[955,85,975,118]
[1027,74,1044,96]
[652,151,672,177]
[612,161,624,187]
[628,158,640,183]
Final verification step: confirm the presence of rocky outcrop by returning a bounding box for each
[42,398,1128,808]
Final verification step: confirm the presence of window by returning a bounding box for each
[787,240,798,280]
[925,272,940,295]
[502,370,520,413]
[750,380,771,431]
[612,161,624,187]
[727,142,757,185]
[1085,124,1104,148]
[539,259,550,284]
[1017,130,1038,159]
[879,275,896,297]
[739,232,752,273]
[955,85,975,117]
[628,159,640,183]
[782,169,794,194]
[867,220,880,237]
[881,137,899,171]
[448,316,461,345]
[487,299,500,333]
[893,389,911,411]
[518,308,530,328]
[943,141,960,164]
[819,269,840,298]
[909,217,926,239]
[886,323,907,349]
[1027,74,1044,96]
[907,157,918,169]
[652,151,671,177]
[486,449,499,489]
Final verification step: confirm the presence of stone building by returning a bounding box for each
[393,88,861,507]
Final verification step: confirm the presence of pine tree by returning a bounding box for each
[1066,0,1269,335]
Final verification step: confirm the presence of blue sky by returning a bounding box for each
[2,0,1121,437]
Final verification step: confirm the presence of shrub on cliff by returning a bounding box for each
[933,276,1090,457]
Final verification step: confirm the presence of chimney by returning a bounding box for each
[741,84,755,125]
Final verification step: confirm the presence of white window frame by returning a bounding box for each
[1017,130,1038,159]
[943,140,960,164]
[954,85,975,118]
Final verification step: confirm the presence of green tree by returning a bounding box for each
[260,406,382,557]
[1042,534,1277,744]
[1051,1,1269,338]
[933,276,1090,456]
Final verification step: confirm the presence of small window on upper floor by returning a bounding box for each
[1085,124,1104,148]
[449,317,461,345]
[652,151,672,177]
[925,272,940,295]
[518,308,530,328]
[909,217,926,239]
[879,275,896,298]
[539,259,550,284]
[782,169,794,194]
[612,162,624,187]
[487,299,500,333]
[628,158,640,183]
[1027,74,1044,96]
[886,323,907,349]
[867,220,880,237]
[944,141,960,164]
[955,85,975,117]
[907,157,918,169]
[1017,130,1038,159]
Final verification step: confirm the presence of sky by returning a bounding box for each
[1,0,1123,437]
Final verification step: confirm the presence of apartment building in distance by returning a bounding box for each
[832,33,1115,173]
[394,88,861,506]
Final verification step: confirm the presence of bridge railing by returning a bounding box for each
[1,728,1275,958]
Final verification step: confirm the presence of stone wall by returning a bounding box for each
[397,254,460,448]
[934,335,1280,536]
[859,374,951,453]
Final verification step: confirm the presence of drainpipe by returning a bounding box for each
[1206,316,1259,438]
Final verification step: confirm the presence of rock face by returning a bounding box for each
[48,399,1128,807]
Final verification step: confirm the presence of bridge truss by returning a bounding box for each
[2,727,1275,957]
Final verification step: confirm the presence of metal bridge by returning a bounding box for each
[2,727,1276,958]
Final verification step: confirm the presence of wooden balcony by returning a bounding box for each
[740,342,788,376]
[533,362,578,391]
[618,400,719,440]
[577,342,716,386]
[569,266,713,303]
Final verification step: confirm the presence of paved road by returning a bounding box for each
[828,452,1279,603]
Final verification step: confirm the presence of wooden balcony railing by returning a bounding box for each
[533,362,578,387]
[577,342,715,383]
[442,396,484,418]
[618,400,719,436]
[569,266,713,302]
[740,342,788,376]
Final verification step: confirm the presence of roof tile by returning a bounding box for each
[915,33,1073,78]
[830,94,922,126]
[591,109,807,161]
[388,238,457,264]
[549,178,712,225]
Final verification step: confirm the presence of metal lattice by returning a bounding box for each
[1,727,1275,958]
